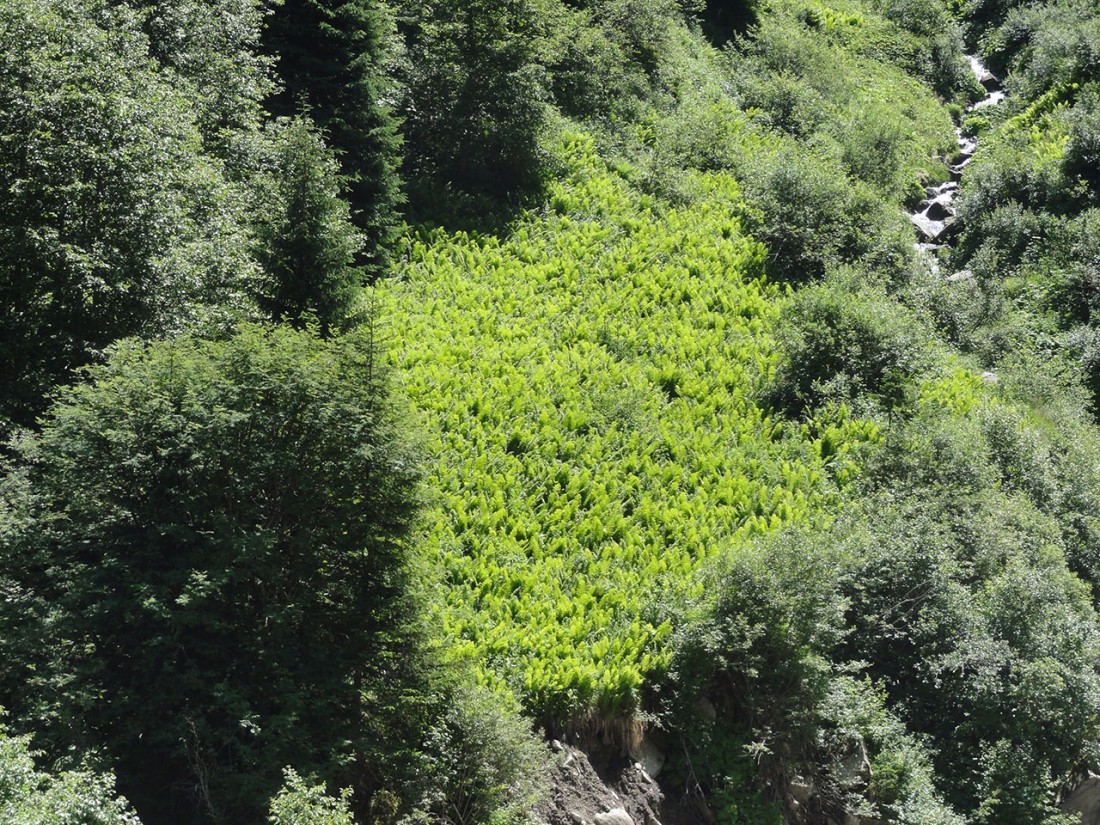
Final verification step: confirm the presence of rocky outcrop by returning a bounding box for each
[534,741,667,825]
[629,738,666,780]
[784,737,890,825]
[1061,770,1100,824]
[911,55,1004,251]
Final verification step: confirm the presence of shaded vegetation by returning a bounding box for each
[0,326,425,823]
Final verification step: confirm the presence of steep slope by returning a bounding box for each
[380,133,875,727]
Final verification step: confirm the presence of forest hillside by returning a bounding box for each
[3,0,1100,823]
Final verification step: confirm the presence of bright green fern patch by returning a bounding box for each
[379,133,871,722]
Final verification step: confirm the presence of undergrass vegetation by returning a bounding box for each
[379,133,878,727]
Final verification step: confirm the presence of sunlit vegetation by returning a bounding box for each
[380,133,877,723]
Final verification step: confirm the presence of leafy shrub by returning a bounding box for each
[738,6,850,92]
[592,0,682,79]
[544,6,641,120]
[698,0,759,42]
[669,527,850,815]
[0,718,140,825]
[739,146,857,281]
[539,0,701,122]
[420,687,547,825]
[1042,209,1100,327]
[739,70,831,138]
[126,0,273,146]
[766,277,932,416]
[843,403,1100,822]
[955,140,1069,224]
[820,677,964,825]
[954,201,1048,282]
[653,91,771,172]
[991,0,1100,96]
[1063,88,1100,194]
[268,770,355,825]
[831,99,911,193]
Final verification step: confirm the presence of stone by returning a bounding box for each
[967,55,999,89]
[981,371,999,383]
[833,739,871,792]
[910,211,954,242]
[629,737,666,779]
[789,776,813,806]
[535,742,665,825]
[947,269,974,282]
[979,73,1001,91]
[594,808,635,825]
[924,200,955,222]
[1061,771,1100,824]
[950,157,972,176]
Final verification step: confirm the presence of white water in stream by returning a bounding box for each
[910,55,1005,269]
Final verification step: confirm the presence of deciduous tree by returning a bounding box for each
[0,325,424,824]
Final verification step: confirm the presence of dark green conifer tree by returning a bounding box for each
[262,0,404,280]
[256,117,365,334]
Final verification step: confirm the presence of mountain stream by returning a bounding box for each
[910,56,1005,268]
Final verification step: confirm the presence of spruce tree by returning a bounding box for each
[262,0,403,280]
[257,116,365,334]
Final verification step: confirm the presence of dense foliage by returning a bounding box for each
[380,133,876,726]
[3,0,1100,822]
[396,0,550,205]
[0,0,258,429]
[0,326,424,823]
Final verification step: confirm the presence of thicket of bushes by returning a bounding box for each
[940,0,1100,407]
